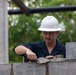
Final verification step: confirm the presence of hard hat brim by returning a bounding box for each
[38,27,62,32]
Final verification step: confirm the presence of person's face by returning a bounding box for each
[42,31,59,45]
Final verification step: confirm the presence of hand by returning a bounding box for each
[45,55,54,59]
[26,50,37,60]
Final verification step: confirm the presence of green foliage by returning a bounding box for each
[8,0,76,62]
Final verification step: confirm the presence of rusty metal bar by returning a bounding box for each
[10,0,76,15]
[12,0,30,16]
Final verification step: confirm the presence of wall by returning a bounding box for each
[0,59,76,75]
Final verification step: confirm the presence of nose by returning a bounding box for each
[46,33,50,38]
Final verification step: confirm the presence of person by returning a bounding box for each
[13,15,66,62]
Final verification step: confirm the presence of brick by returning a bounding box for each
[48,61,76,75]
[66,42,76,59]
[13,62,46,75]
[0,64,11,75]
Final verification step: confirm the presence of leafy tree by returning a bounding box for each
[8,0,76,62]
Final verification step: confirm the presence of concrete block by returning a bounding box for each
[48,61,76,75]
[66,42,76,59]
[13,62,46,75]
[0,0,8,63]
[0,64,11,75]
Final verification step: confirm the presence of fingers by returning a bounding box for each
[27,53,37,60]
[45,55,54,59]
[26,50,37,60]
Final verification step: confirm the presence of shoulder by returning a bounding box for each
[56,40,65,53]
[56,40,65,48]
[56,40,66,57]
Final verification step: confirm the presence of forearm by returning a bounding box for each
[14,45,37,60]
[14,45,31,55]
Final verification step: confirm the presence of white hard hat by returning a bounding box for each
[38,16,62,31]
